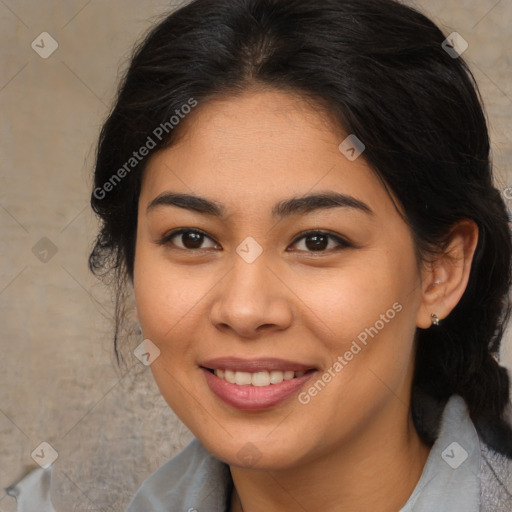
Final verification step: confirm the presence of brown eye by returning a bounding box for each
[289,230,351,253]
[179,231,205,249]
[160,229,219,251]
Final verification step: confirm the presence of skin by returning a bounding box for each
[133,88,478,512]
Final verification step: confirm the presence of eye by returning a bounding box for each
[158,228,352,253]
[288,230,352,253]
[158,228,219,251]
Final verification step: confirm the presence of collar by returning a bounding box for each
[399,394,481,512]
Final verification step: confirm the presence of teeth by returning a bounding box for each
[235,371,252,386]
[224,370,236,384]
[252,371,270,387]
[269,370,284,384]
[213,369,309,386]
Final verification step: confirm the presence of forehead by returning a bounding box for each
[140,89,394,220]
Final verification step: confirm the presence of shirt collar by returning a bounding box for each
[399,394,481,512]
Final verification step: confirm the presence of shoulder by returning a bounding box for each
[125,438,232,512]
[404,393,512,511]
[479,440,512,511]
[446,394,512,511]
[476,399,512,511]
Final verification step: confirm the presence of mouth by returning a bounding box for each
[199,358,318,410]
[203,368,316,386]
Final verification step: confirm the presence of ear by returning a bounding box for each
[416,220,479,329]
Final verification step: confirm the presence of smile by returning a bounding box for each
[211,369,309,386]
[200,358,318,410]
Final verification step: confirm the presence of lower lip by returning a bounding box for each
[202,368,316,410]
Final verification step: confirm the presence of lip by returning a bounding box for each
[200,359,318,410]
[200,357,316,373]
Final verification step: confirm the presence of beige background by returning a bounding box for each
[1,1,511,511]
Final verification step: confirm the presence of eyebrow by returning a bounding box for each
[146,191,373,219]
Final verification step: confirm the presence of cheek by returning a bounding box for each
[301,248,418,346]
[297,261,419,438]
[133,243,205,347]
[132,244,207,412]
[311,246,420,394]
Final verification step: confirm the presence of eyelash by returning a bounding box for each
[157,228,352,254]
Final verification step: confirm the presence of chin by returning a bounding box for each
[199,433,313,471]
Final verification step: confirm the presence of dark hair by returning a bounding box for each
[89,0,512,456]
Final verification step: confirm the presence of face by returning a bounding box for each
[133,88,426,470]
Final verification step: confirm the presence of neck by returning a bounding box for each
[229,407,431,512]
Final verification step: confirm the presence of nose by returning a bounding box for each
[208,249,294,339]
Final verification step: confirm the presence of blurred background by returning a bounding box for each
[1,0,511,510]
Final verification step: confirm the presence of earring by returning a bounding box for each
[431,313,440,326]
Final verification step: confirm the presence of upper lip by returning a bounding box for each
[200,357,317,373]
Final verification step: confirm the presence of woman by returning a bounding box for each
[89,0,512,510]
